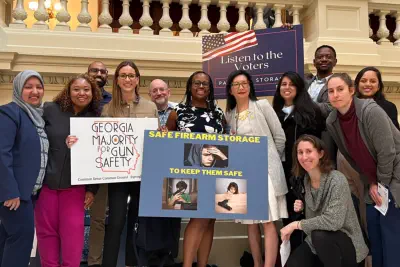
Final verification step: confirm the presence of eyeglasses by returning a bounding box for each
[150,87,168,94]
[118,74,138,80]
[231,82,249,89]
[89,68,108,75]
[193,81,210,88]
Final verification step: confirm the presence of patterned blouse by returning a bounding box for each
[175,103,225,133]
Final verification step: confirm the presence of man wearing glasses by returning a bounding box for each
[86,61,111,267]
[148,79,176,126]
[88,61,112,111]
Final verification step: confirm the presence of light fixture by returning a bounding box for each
[28,0,62,20]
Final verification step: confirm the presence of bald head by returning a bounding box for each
[88,61,106,72]
[88,61,108,88]
[149,79,170,110]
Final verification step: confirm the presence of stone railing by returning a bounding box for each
[3,0,306,35]
[368,0,400,46]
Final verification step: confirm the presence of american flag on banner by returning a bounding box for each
[202,30,258,62]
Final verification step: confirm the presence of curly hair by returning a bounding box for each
[53,74,102,115]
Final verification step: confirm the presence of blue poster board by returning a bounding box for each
[202,25,304,98]
[139,130,269,220]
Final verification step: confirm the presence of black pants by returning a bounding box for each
[287,230,360,267]
[0,199,34,267]
[102,182,140,267]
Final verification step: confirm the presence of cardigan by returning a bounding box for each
[326,97,400,206]
[226,99,288,196]
[301,170,369,263]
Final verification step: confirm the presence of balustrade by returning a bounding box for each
[3,0,302,37]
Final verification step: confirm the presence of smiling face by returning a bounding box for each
[230,74,250,101]
[117,65,139,94]
[279,76,297,106]
[149,79,170,109]
[357,70,380,98]
[70,78,93,112]
[327,77,354,113]
[191,73,210,102]
[297,141,324,173]
[313,47,337,75]
[88,62,108,88]
[201,146,215,167]
[21,77,44,107]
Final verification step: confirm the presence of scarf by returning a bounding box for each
[12,70,49,195]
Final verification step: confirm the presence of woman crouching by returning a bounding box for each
[281,135,368,267]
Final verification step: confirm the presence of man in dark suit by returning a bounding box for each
[306,45,338,164]
[305,45,337,118]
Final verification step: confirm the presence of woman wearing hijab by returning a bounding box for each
[0,70,49,267]
[185,144,228,168]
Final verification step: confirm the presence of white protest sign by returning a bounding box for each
[70,118,158,185]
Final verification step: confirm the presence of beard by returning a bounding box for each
[96,77,107,88]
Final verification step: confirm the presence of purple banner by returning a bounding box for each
[202,25,304,98]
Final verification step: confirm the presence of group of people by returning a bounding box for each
[0,44,399,267]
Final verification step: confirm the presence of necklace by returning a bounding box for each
[237,109,252,121]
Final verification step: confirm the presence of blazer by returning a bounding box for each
[326,97,400,206]
[226,99,288,196]
[43,102,99,194]
[305,76,333,118]
[276,105,325,180]
[0,102,41,202]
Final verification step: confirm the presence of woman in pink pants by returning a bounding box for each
[35,74,101,267]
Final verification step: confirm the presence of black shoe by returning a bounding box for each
[88,265,101,267]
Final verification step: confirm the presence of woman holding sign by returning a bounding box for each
[35,74,100,267]
[325,73,400,267]
[166,71,226,267]
[225,70,288,267]
[281,135,368,267]
[99,61,159,267]
[0,70,48,267]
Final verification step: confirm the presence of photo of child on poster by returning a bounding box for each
[140,130,269,220]
[215,178,247,214]
[183,143,228,168]
[162,178,198,211]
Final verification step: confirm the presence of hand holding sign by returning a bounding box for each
[66,135,78,148]
[70,118,158,185]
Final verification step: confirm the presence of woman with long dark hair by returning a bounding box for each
[273,71,325,251]
[166,71,225,267]
[354,66,399,129]
[225,70,287,267]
